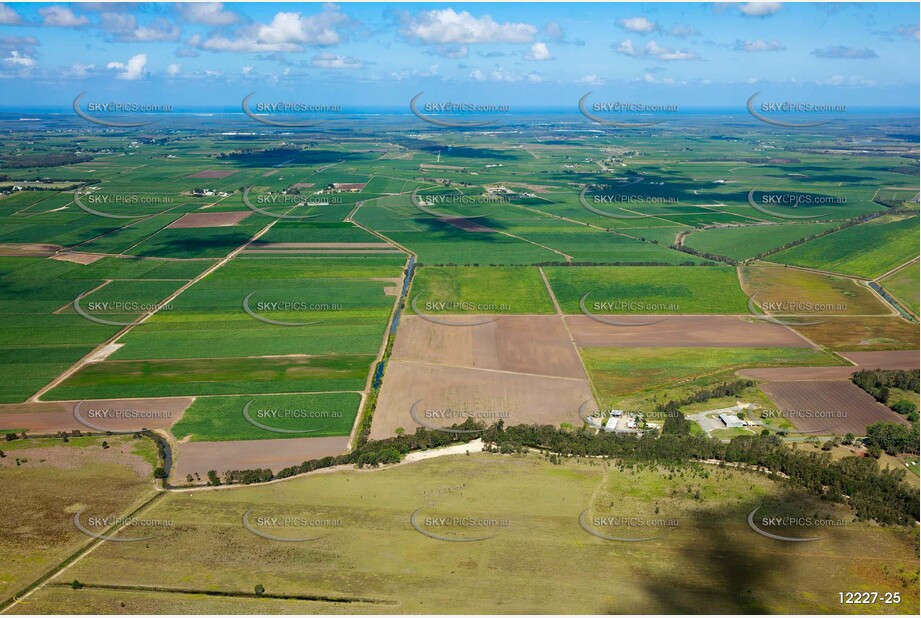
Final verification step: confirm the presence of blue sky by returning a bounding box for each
[0,2,918,109]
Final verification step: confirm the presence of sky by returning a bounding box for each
[0,2,918,109]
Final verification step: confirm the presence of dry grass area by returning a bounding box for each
[0,435,157,604]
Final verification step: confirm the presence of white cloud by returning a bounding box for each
[39,5,90,27]
[619,17,658,33]
[66,62,95,78]
[102,13,180,42]
[0,3,21,25]
[166,63,181,76]
[106,53,147,80]
[668,24,700,38]
[404,8,536,44]
[241,65,254,76]
[310,51,363,69]
[615,39,700,61]
[430,45,468,59]
[177,2,239,26]
[734,39,785,52]
[4,50,35,69]
[738,3,782,17]
[525,42,553,61]
[526,71,544,83]
[191,7,350,52]
[578,74,605,86]
[896,24,920,41]
[817,75,875,87]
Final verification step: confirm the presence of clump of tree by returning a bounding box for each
[866,422,919,456]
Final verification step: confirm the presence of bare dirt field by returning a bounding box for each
[839,350,920,368]
[0,398,192,433]
[167,211,251,228]
[566,315,812,348]
[186,170,238,179]
[392,315,586,378]
[291,182,315,189]
[369,360,594,440]
[0,243,61,255]
[740,349,919,381]
[438,216,496,233]
[173,436,349,480]
[49,251,107,265]
[759,381,910,435]
[371,315,595,439]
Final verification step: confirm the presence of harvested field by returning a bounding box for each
[788,317,920,351]
[566,315,812,348]
[369,360,594,440]
[291,182,315,189]
[392,315,586,379]
[439,217,496,232]
[371,314,595,439]
[49,251,107,265]
[740,349,919,381]
[759,381,911,435]
[186,170,237,179]
[172,436,349,480]
[167,211,251,228]
[839,350,920,368]
[0,397,192,433]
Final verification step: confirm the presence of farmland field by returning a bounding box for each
[1,5,919,614]
[767,215,920,279]
[13,453,918,615]
[544,266,749,314]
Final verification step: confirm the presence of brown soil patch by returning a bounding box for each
[173,436,349,479]
[439,217,496,233]
[261,170,279,177]
[49,252,107,265]
[371,315,594,439]
[370,360,594,440]
[291,182,315,189]
[566,315,812,348]
[249,242,395,249]
[167,211,251,228]
[187,170,238,179]
[759,381,910,435]
[739,350,918,381]
[839,350,919,369]
[0,243,61,255]
[0,398,192,433]
[393,315,586,378]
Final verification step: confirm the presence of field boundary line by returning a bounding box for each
[29,208,286,402]
[0,490,167,614]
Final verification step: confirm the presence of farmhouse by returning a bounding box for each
[719,413,745,428]
[330,182,366,193]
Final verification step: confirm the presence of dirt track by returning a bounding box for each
[566,315,812,348]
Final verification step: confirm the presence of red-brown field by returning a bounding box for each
[759,381,911,435]
[0,398,192,434]
[566,315,812,348]
[740,349,919,381]
[173,436,349,480]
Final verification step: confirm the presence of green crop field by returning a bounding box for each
[767,215,920,279]
[880,261,920,317]
[410,266,555,314]
[171,393,362,441]
[583,346,844,398]
[544,265,748,314]
[684,222,839,261]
